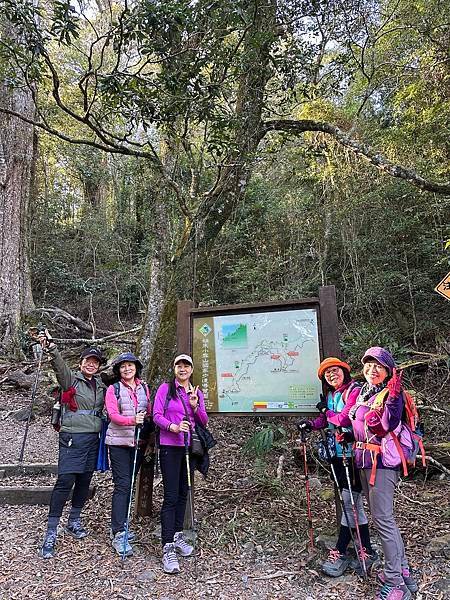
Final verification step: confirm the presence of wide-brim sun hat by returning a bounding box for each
[361,346,395,375]
[173,354,194,368]
[112,352,143,376]
[317,357,351,379]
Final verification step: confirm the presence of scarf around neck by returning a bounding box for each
[349,381,385,420]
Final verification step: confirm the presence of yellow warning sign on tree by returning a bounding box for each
[434,271,450,301]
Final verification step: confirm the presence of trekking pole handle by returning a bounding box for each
[336,426,349,460]
[135,411,146,427]
[320,428,334,463]
[182,416,190,448]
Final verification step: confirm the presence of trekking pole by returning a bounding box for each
[299,428,314,551]
[319,429,367,577]
[18,340,44,464]
[183,418,198,577]
[122,424,141,565]
[340,438,367,578]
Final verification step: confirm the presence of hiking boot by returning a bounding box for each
[378,569,418,594]
[64,519,88,539]
[40,529,57,559]
[350,549,379,575]
[109,528,135,541]
[112,531,133,557]
[375,583,412,600]
[173,531,194,557]
[162,543,180,574]
[321,548,352,577]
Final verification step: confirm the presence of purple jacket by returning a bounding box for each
[351,388,408,470]
[153,381,208,447]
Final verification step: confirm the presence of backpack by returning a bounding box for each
[50,381,79,431]
[316,381,359,463]
[361,388,426,485]
[400,389,426,467]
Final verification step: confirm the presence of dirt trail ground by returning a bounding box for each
[0,389,449,600]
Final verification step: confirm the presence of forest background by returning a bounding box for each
[0,3,449,598]
[0,0,449,381]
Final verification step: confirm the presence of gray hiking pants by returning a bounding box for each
[340,489,368,528]
[360,468,409,586]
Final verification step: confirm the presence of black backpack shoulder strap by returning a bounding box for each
[163,387,171,413]
[113,382,122,413]
[142,381,150,401]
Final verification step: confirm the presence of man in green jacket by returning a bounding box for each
[38,331,106,559]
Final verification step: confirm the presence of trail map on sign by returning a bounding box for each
[192,308,322,413]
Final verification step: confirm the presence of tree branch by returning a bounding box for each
[260,119,450,195]
[53,327,141,345]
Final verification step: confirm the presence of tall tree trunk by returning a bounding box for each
[0,73,36,352]
[138,1,277,384]
[137,165,173,380]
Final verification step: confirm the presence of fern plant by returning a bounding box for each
[243,424,287,457]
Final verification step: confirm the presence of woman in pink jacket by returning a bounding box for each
[153,354,208,574]
[105,352,151,557]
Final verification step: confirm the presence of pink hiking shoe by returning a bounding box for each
[377,568,418,593]
[321,548,352,577]
[375,583,412,600]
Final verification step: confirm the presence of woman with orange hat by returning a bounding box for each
[298,357,377,577]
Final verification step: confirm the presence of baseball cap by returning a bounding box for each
[80,347,104,364]
[173,354,193,367]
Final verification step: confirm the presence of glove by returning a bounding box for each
[61,386,78,412]
[387,368,402,398]
[37,328,56,350]
[315,394,328,414]
[297,420,312,433]
[335,430,354,444]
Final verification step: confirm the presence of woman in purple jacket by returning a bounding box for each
[350,347,417,600]
[299,357,377,577]
[153,354,208,574]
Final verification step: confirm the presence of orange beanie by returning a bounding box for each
[317,357,351,379]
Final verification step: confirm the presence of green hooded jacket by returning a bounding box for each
[49,347,106,434]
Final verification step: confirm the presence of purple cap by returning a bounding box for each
[361,346,395,374]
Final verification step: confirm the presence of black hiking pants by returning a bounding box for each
[48,471,94,521]
[159,445,193,546]
[109,445,144,535]
[47,431,99,527]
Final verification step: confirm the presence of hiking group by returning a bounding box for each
[37,330,207,575]
[35,331,419,598]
